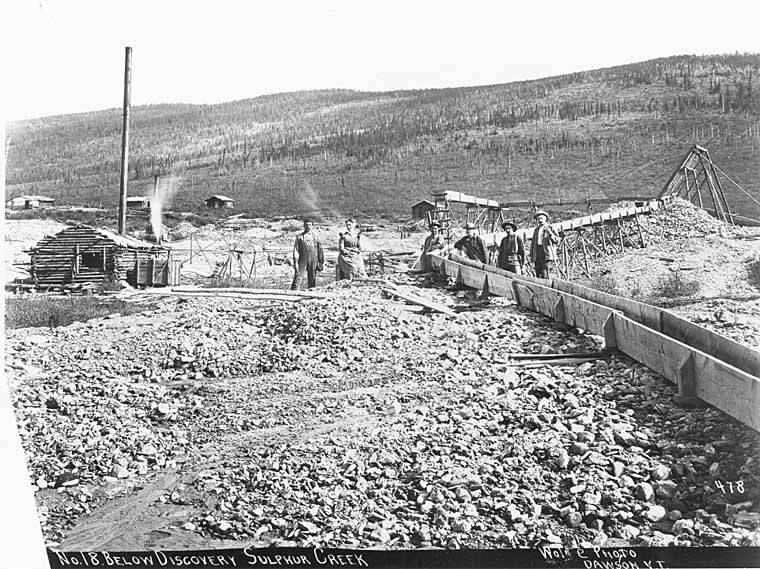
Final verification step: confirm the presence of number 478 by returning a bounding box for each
[715,480,745,493]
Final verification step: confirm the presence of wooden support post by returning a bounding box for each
[696,152,727,222]
[634,212,646,248]
[480,273,491,299]
[603,313,617,349]
[707,156,734,225]
[455,266,465,289]
[118,47,132,236]
[554,296,566,324]
[579,232,591,277]
[673,353,707,407]
[683,170,692,203]
[615,219,625,252]
[689,169,703,208]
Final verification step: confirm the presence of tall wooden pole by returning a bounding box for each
[118,46,132,235]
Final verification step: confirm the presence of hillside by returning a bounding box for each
[6,54,760,221]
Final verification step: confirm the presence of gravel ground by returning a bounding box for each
[6,276,760,550]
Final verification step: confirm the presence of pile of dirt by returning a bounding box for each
[6,279,760,549]
[640,198,729,245]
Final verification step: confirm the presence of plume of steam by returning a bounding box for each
[149,175,181,238]
[299,180,340,218]
[299,181,320,214]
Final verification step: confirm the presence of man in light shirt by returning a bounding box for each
[529,211,560,279]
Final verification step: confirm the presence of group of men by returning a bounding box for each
[291,210,561,290]
[423,210,560,279]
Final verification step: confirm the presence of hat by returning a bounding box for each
[465,222,476,230]
[430,221,441,228]
[501,221,518,231]
[534,210,549,220]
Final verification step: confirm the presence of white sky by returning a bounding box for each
[2,0,759,121]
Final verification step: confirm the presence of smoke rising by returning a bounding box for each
[299,180,339,218]
[150,176,181,238]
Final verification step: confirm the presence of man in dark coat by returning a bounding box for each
[497,221,525,274]
[291,218,324,289]
[529,211,560,279]
[453,223,488,264]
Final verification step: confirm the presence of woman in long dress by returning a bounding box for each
[337,218,368,280]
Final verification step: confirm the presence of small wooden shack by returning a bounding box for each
[205,195,235,209]
[411,200,435,219]
[30,224,180,287]
[6,195,56,210]
[126,196,151,209]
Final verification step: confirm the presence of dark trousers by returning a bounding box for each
[534,248,554,279]
[505,263,522,275]
[291,251,319,289]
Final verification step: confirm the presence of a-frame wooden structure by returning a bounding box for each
[658,145,734,224]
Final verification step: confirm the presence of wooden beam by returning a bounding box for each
[382,285,457,316]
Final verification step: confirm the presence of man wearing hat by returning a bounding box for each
[497,220,525,274]
[529,210,560,279]
[291,218,324,290]
[420,221,446,272]
[453,222,488,264]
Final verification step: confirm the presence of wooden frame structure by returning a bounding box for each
[477,199,665,280]
[659,145,734,224]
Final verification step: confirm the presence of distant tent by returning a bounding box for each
[205,195,235,209]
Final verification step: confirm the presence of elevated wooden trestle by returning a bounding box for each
[476,198,671,280]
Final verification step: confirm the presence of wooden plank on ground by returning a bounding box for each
[173,286,327,298]
[383,285,457,317]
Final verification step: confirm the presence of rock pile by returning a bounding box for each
[6,278,760,549]
[640,198,728,244]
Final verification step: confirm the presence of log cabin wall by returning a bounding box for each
[30,225,171,287]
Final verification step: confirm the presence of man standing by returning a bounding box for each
[291,218,324,290]
[497,221,525,274]
[453,223,489,264]
[529,210,560,279]
[420,221,446,272]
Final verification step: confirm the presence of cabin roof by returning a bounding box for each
[37,224,167,251]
